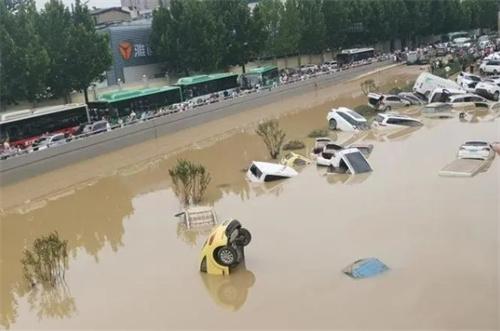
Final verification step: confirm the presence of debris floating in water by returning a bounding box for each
[343,258,389,279]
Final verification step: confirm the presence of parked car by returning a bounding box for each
[76,120,111,136]
[479,59,500,75]
[31,133,67,152]
[299,64,319,74]
[327,107,369,131]
[199,219,251,275]
[368,93,411,111]
[372,113,423,129]
[246,161,298,183]
[474,79,500,100]
[456,72,481,92]
[421,103,453,118]
[321,60,338,71]
[457,141,494,160]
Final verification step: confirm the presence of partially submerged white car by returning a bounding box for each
[457,141,494,160]
[368,93,410,111]
[327,107,369,131]
[372,113,423,129]
[421,103,453,118]
[246,161,298,183]
[322,148,373,174]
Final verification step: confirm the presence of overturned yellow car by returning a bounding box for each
[280,152,312,167]
[200,220,251,276]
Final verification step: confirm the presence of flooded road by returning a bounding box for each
[1,65,499,330]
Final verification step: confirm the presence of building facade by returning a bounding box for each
[100,20,165,86]
[91,7,131,25]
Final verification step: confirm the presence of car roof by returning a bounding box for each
[379,113,419,120]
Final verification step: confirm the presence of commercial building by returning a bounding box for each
[99,19,165,86]
[90,7,131,25]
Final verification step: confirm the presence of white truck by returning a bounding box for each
[413,72,462,100]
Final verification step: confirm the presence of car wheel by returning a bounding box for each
[215,246,238,267]
[329,119,337,130]
[494,91,499,101]
[200,257,207,272]
[237,228,252,246]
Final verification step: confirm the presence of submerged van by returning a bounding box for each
[246,161,298,183]
[413,72,462,99]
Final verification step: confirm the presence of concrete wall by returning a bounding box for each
[0,61,395,186]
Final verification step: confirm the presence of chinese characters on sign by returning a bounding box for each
[119,41,153,60]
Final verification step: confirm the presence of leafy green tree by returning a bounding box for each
[0,0,49,106]
[322,0,349,50]
[297,0,326,54]
[67,0,111,103]
[276,0,301,57]
[151,0,218,75]
[257,0,283,58]
[37,0,73,101]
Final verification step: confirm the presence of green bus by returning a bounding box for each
[175,73,239,100]
[240,65,279,89]
[87,86,182,122]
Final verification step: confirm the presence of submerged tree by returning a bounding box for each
[22,231,68,288]
[256,119,286,159]
[360,79,379,96]
[169,160,212,205]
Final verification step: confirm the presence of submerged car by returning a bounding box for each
[372,113,423,129]
[327,107,369,131]
[317,145,373,174]
[175,206,217,230]
[246,161,298,183]
[368,93,410,111]
[456,72,481,92]
[312,137,332,155]
[398,92,426,105]
[447,94,490,109]
[474,79,500,101]
[280,152,312,167]
[200,219,251,276]
[421,103,453,118]
[457,141,494,160]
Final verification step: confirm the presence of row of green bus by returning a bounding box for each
[88,65,279,122]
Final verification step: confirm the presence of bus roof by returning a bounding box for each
[0,103,87,124]
[247,65,278,74]
[98,86,181,103]
[339,47,374,54]
[175,72,238,86]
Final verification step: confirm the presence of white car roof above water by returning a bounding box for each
[251,161,298,177]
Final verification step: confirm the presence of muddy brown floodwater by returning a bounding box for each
[1,65,499,330]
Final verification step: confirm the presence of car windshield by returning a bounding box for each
[465,141,488,146]
[346,110,364,120]
[344,152,372,174]
[468,76,481,82]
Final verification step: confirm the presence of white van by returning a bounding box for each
[413,72,462,99]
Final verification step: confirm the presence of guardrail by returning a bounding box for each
[0,60,395,185]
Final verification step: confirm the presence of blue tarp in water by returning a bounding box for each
[343,258,389,279]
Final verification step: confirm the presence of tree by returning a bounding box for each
[67,0,112,103]
[207,0,253,72]
[256,119,286,159]
[297,0,326,54]
[0,0,49,106]
[257,0,283,58]
[276,0,301,57]
[151,0,219,75]
[323,0,349,50]
[169,160,212,205]
[37,0,74,101]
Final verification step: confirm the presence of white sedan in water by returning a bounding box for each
[457,141,494,160]
[326,107,368,131]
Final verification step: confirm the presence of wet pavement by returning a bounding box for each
[1,65,499,330]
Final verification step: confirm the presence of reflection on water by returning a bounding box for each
[1,176,133,328]
[176,222,213,247]
[325,172,371,185]
[26,283,76,321]
[200,265,256,311]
